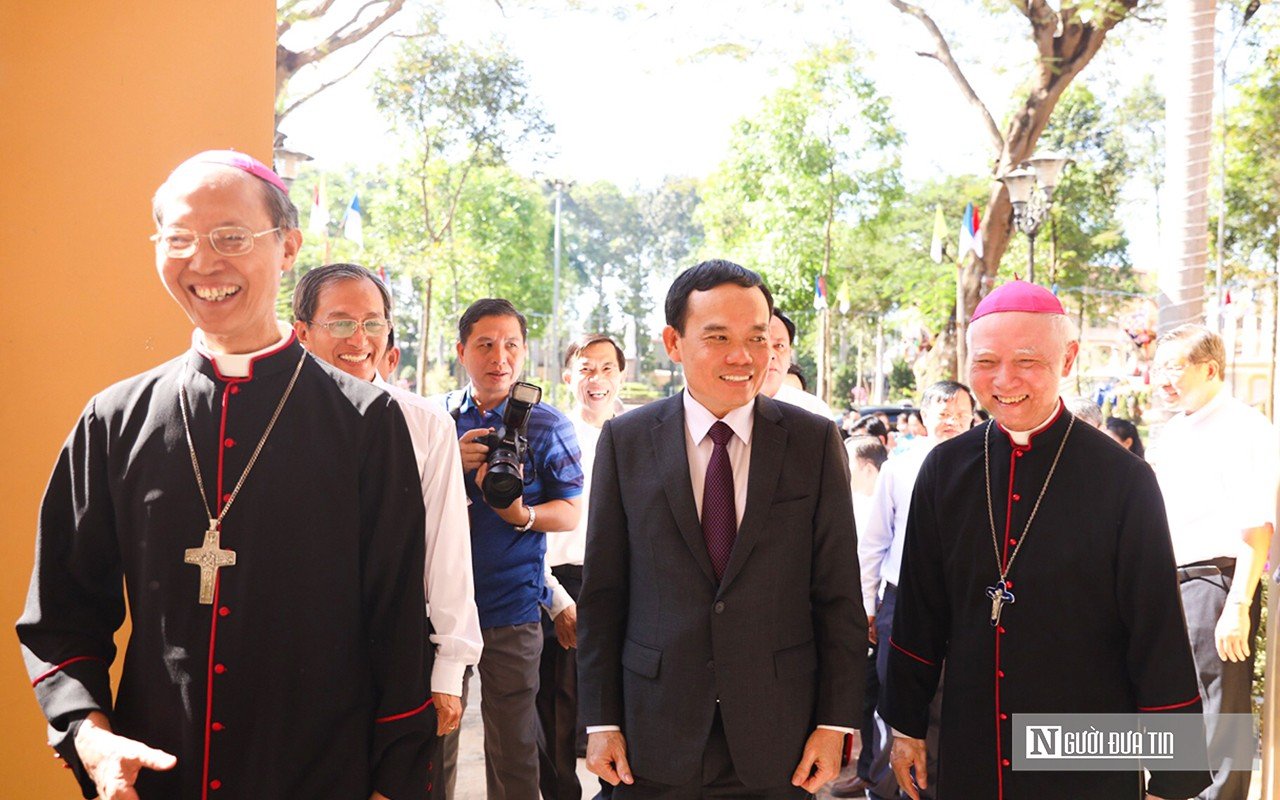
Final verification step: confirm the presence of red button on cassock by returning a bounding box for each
[998,670,1006,678]
[998,626,1007,634]
[222,493,232,504]
[212,722,225,731]
[219,606,230,617]
[223,438,235,448]
[1001,713,1008,720]
[210,779,222,790]
[1002,759,1011,767]
[229,385,240,395]
[1015,451,1024,458]
[1008,538,1017,546]
[1012,493,1021,501]
[214,664,227,674]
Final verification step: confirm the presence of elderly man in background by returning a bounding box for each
[292,262,483,764]
[1149,324,1278,800]
[854,381,974,800]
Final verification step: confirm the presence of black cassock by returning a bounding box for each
[18,337,434,800]
[883,406,1211,800]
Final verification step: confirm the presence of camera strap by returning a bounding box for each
[444,389,467,421]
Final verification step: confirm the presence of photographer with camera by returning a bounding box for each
[437,298,584,800]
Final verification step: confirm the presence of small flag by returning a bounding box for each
[930,205,946,264]
[837,282,852,315]
[959,202,984,259]
[308,177,330,237]
[813,274,829,310]
[341,194,364,248]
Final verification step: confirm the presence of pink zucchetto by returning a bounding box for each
[970,279,1065,322]
[176,149,289,193]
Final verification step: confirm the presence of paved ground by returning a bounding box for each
[454,670,1264,799]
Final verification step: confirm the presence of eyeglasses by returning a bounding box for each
[151,226,282,258]
[307,318,392,338]
[1152,361,1201,378]
[937,412,974,424]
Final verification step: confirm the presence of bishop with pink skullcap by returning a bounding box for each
[970,278,1065,322]
[18,150,437,799]
[881,273,1212,798]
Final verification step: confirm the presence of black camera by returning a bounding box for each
[478,381,542,509]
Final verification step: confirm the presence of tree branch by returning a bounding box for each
[277,30,414,125]
[887,0,1005,154]
[281,0,408,77]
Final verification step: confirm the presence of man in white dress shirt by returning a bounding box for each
[762,308,836,419]
[292,263,483,792]
[537,332,626,800]
[1149,324,1278,800]
[858,381,974,800]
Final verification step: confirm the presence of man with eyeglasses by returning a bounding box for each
[839,381,974,799]
[292,262,483,793]
[436,298,584,800]
[1148,324,1278,800]
[17,151,435,800]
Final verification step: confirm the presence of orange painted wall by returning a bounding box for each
[0,2,274,793]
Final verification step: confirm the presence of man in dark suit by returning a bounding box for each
[577,260,865,798]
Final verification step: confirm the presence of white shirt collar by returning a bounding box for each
[682,390,755,446]
[1001,398,1064,446]
[1179,383,1228,425]
[192,321,293,379]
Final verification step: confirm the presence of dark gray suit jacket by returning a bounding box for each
[577,391,865,789]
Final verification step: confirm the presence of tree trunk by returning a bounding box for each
[1158,0,1216,333]
[416,275,433,396]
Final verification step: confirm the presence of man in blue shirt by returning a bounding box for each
[437,298,583,800]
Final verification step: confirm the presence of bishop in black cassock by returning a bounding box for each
[17,151,435,800]
[882,280,1210,800]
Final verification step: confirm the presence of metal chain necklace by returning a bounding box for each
[982,412,1075,626]
[178,350,308,604]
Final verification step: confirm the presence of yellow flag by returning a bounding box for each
[930,205,946,264]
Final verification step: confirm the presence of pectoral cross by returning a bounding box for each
[184,520,236,605]
[986,580,1015,626]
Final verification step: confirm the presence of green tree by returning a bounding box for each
[373,23,552,391]
[698,40,904,400]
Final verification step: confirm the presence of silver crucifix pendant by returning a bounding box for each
[986,580,1015,626]
[184,519,237,605]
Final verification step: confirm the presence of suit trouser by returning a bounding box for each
[613,708,809,799]
[856,639,878,780]
[537,563,585,800]
[869,584,941,800]
[1180,566,1261,800]
[439,622,544,800]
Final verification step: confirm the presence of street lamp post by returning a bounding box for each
[999,152,1069,285]
[272,139,312,192]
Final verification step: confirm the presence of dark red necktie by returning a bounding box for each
[702,420,737,581]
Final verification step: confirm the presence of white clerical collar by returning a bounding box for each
[1000,399,1064,446]
[682,390,754,446]
[192,321,293,379]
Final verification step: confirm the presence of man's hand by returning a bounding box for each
[586,731,634,786]
[75,711,177,800]
[433,692,462,735]
[1215,599,1252,662]
[789,727,844,792]
[554,603,578,649]
[889,733,928,800]
[868,614,878,645]
[458,428,492,472]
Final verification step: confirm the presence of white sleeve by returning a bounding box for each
[417,408,484,696]
[543,561,574,619]
[858,463,896,618]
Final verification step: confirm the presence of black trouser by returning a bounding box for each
[536,563,587,800]
[857,638,878,780]
[1178,559,1261,800]
[614,708,810,799]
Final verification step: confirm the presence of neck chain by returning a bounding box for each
[981,413,1074,626]
[177,350,307,603]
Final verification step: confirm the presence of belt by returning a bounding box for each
[1177,557,1235,583]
